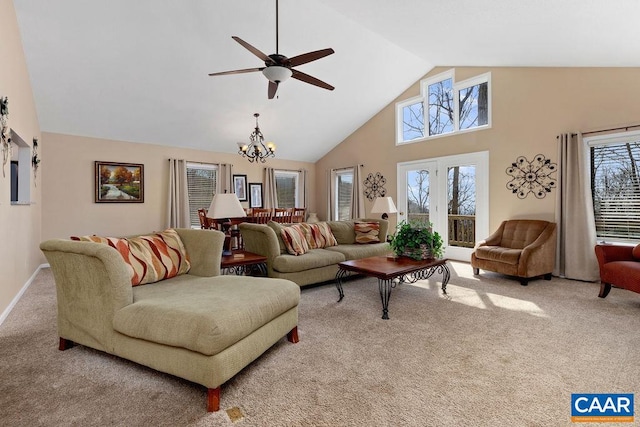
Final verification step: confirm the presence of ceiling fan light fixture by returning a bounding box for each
[262,66,292,83]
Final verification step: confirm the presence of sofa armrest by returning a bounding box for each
[40,239,135,350]
[175,228,224,277]
[518,223,557,275]
[239,223,281,266]
[477,221,506,247]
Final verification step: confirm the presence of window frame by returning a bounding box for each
[274,170,300,208]
[396,69,491,145]
[586,130,640,244]
[334,168,354,221]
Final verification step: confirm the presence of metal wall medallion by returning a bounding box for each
[364,172,386,201]
[506,154,557,199]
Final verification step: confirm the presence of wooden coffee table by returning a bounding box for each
[221,250,267,276]
[335,256,450,319]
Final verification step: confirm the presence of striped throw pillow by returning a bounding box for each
[76,229,190,286]
[280,224,310,255]
[354,221,381,244]
[301,222,338,249]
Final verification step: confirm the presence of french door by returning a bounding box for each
[397,152,489,262]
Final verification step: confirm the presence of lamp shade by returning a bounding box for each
[206,193,246,219]
[371,197,398,214]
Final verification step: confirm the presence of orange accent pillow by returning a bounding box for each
[354,221,381,244]
[280,224,310,255]
[75,229,190,286]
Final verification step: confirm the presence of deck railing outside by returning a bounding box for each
[406,213,476,248]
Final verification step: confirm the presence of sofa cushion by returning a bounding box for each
[113,275,300,356]
[75,229,191,286]
[327,220,356,244]
[301,222,338,249]
[354,221,381,244]
[280,224,310,255]
[325,243,391,260]
[474,246,521,265]
[272,249,345,273]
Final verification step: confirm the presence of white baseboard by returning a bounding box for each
[0,263,49,326]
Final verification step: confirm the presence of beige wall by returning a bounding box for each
[315,67,640,233]
[0,0,42,319]
[41,132,315,241]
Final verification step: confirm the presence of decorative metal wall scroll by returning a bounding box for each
[364,172,386,201]
[506,154,557,199]
[1,96,11,177]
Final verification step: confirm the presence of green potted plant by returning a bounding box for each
[389,220,444,260]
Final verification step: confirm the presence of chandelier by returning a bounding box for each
[238,113,276,163]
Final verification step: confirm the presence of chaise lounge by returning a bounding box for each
[40,228,300,412]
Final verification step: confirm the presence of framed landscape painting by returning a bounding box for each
[95,161,144,203]
[249,182,263,208]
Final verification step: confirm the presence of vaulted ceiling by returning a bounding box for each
[14,0,640,162]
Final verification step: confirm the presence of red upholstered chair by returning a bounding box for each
[594,243,640,298]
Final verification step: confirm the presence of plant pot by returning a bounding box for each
[401,244,434,260]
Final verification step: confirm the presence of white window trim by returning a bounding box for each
[396,69,491,146]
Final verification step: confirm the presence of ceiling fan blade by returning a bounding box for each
[232,36,274,64]
[268,81,278,99]
[208,67,264,77]
[291,69,334,91]
[288,48,335,67]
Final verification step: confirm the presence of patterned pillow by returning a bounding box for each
[280,224,310,255]
[301,222,338,249]
[354,221,381,244]
[75,229,190,286]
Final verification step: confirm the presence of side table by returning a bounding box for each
[220,250,267,276]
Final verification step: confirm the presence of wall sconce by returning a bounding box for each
[1,96,11,178]
[32,137,40,181]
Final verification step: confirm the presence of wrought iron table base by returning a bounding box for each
[335,263,450,320]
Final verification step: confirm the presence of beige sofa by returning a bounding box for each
[239,219,391,286]
[40,228,300,412]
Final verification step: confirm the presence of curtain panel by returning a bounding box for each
[166,159,190,229]
[554,133,599,281]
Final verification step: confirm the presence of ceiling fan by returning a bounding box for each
[208,0,335,99]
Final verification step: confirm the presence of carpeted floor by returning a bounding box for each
[1,262,639,426]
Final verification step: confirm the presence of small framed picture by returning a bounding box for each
[95,161,144,203]
[233,174,248,201]
[249,182,263,208]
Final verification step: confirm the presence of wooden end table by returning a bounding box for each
[221,250,267,276]
[335,255,450,320]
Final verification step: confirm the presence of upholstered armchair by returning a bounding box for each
[471,219,557,286]
[594,243,640,298]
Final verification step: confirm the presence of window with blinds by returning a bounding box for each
[590,137,640,242]
[186,162,217,228]
[275,171,299,208]
[335,170,353,221]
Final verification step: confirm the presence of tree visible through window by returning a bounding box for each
[590,138,640,241]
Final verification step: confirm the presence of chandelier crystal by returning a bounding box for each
[238,113,276,163]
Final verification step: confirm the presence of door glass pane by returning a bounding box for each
[447,165,476,247]
[407,169,430,225]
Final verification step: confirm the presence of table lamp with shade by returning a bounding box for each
[370,197,398,220]
[206,193,246,256]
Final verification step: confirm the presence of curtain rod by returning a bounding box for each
[582,123,640,136]
[331,164,364,172]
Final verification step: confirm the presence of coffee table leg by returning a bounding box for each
[378,278,393,320]
[441,263,451,294]
[335,269,347,302]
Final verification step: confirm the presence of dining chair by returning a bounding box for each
[274,208,294,223]
[292,208,306,223]
[251,208,273,224]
